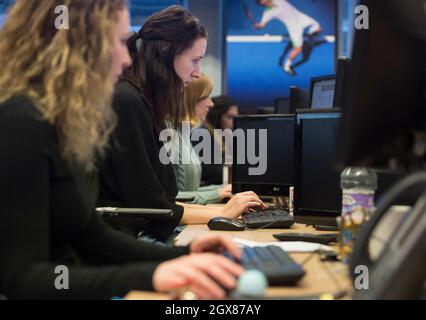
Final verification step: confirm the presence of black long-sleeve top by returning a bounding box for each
[0,96,189,300]
[97,81,184,240]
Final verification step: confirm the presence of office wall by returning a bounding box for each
[187,0,357,97]
[0,0,357,94]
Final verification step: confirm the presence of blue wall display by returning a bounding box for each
[226,0,336,111]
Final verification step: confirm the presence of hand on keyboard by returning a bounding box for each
[242,208,294,229]
[190,233,242,259]
[222,191,269,219]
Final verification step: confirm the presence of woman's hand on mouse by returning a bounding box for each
[221,191,268,219]
[190,233,241,260]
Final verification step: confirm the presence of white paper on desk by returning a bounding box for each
[233,238,334,253]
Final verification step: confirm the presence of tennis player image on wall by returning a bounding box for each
[226,0,336,111]
[250,0,334,76]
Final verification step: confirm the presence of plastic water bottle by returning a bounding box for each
[339,167,377,262]
[340,167,378,218]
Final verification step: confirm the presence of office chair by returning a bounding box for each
[86,171,174,238]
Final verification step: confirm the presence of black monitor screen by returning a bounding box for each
[295,111,342,222]
[335,0,426,168]
[233,115,295,196]
[275,97,291,114]
[290,86,310,113]
[333,57,351,109]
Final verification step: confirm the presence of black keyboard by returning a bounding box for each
[225,246,305,286]
[314,224,339,231]
[242,208,294,228]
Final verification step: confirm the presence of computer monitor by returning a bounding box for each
[294,109,342,226]
[335,0,426,169]
[289,86,310,114]
[232,115,295,196]
[257,106,276,115]
[333,57,351,109]
[309,75,336,109]
[274,97,291,114]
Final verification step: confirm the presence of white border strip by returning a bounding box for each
[227,35,285,43]
[227,35,335,43]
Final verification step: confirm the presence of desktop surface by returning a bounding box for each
[173,223,351,299]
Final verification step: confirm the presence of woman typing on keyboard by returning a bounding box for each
[0,0,243,300]
[96,6,267,242]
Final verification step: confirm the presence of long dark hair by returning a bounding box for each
[123,5,207,133]
[207,95,237,129]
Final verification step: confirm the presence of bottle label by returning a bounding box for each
[342,189,375,217]
[339,189,375,264]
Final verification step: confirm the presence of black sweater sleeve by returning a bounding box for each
[74,213,189,266]
[99,82,184,240]
[0,99,188,300]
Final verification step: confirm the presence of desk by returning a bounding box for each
[126,223,353,300]
[175,223,352,299]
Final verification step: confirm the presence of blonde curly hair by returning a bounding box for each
[0,0,127,171]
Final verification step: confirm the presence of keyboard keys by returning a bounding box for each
[232,246,305,286]
[242,209,294,228]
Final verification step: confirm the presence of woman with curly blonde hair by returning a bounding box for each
[0,0,242,300]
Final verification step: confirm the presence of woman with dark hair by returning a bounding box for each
[0,0,243,300]
[98,6,266,241]
[207,96,240,132]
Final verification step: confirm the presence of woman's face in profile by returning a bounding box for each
[220,106,239,130]
[110,8,132,85]
[174,38,207,88]
[195,96,214,121]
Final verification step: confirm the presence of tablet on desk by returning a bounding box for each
[96,207,174,219]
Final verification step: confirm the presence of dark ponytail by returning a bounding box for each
[125,31,141,85]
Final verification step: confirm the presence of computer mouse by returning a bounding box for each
[208,217,246,231]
